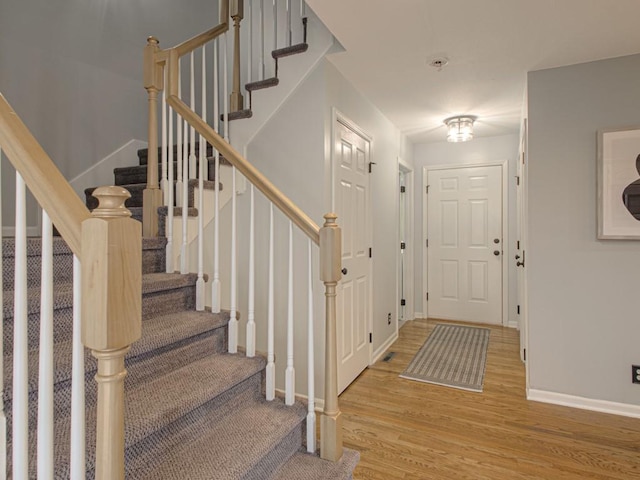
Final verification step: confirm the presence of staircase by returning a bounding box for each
[0,0,357,477]
[3,226,357,478]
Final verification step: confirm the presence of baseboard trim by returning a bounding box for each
[528,389,640,418]
[371,332,398,364]
[274,388,324,412]
[414,312,424,319]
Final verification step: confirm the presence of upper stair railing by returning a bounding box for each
[0,94,141,478]
[144,0,344,461]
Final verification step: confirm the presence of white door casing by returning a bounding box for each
[426,165,503,325]
[333,114,371,394]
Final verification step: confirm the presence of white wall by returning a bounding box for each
[0,0,219,226]
[412,134,520,325]
[324,59,413,360]
[227,56,411,401]
[527,53,640,408]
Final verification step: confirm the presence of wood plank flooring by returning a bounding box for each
[339,318,640,479]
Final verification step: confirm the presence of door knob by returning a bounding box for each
[494,238,500,244]
[516,261,524,267]
[341,267,348,275]
[493,250,500,256]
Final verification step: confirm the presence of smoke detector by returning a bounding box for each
[428,56,449,71]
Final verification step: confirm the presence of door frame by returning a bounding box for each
[422,161,510,326]
[330,108,374,377]
[397,159,415,323]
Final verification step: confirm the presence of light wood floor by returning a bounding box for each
[339,318,640,479]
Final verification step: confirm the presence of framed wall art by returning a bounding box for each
[597,126,640,239]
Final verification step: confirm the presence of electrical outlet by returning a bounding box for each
[387,313,392,325]
[632,365,640,384]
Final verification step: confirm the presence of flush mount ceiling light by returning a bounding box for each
[444,115,477,143]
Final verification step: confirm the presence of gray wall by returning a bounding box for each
[0,0,219,226]
[527,53,640,405]
[412,134,520,324]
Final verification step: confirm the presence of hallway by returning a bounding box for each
[340,319,640,479]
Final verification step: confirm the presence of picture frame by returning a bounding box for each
[597,126,640,239]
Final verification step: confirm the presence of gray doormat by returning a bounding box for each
[400,323,490,392]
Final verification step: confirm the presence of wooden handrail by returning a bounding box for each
[168,95,321,245]
[0,94,90,256]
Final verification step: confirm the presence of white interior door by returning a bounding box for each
[334,116,371,394]
[517,121,528,363]
[427,165,503,324]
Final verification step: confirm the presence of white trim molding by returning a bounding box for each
[528,389,640,419]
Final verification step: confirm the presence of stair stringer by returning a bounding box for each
[228,7,335,151]
[172,163,234,275]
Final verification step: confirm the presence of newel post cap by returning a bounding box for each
[91,186,131,218]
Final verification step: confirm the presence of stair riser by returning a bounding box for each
[243,422,304,480]
[2,245,166,290]
[138,144,215,166]
[114,159,218,185]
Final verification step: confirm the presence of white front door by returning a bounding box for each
[427,165,503,324]
[334,116,371,394]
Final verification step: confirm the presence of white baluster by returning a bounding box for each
[306,238,316,452]
[285,220,295,406]
[196,45,206,311]
[180,119,189,275]
[176,59,184,208]
[161,72,169,206]
[37,211,54,479]
[70,255,85,480]
[166,105,175,273]
[12,172,28,478]
[223,32,230,142]
[0,149,5,480]
[260,0,265,80]
[266,203,275,400]
[273,0,278,51]
[211,39,221,314]
[286,0,292,47]
[189,52,197,180]
[228,167,238,353]
[246,185,256,357]
[248,0,253,84]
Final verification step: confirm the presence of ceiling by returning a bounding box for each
[306,0,640,144]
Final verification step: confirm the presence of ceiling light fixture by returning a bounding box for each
[444,115,477,143]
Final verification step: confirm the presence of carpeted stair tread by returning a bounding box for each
[3,309,230,399]
[272,43,308,59]
[246,77,279,91]
[132,398,306,479]
[270,449,361,480]
[157,205,199,217]
[141,272,197,294]
[138,143,216,165]
[221,109,253,121]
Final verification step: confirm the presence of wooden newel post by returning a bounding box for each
[143,36,164,238]
[230,0,244,111]
[320,213,344,462]
[81,186,142,480]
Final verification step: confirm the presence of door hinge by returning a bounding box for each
[400,185,406,193]
[400,241,406,250]
[369,333,373,343]
[425,185,430,194]
[400,298,406,306]
[368,162,376,173]
[368,247,372,258]
[523,348,527,361]
[517,240,520,250]
[517,305,520,315]
[426,292,429,301]
[516,175,520,186]
[425,239,429,248]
